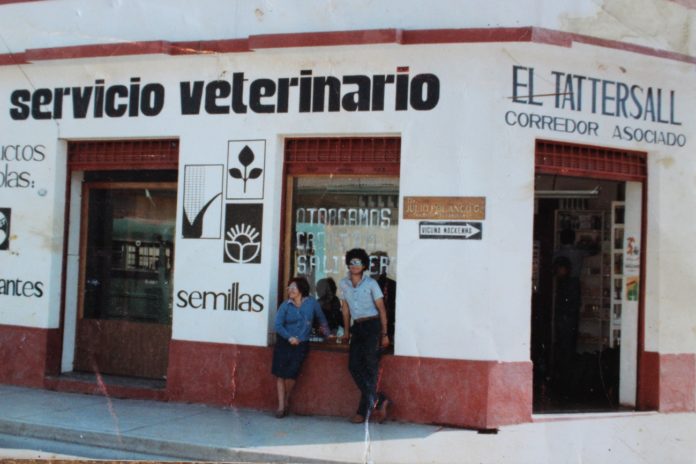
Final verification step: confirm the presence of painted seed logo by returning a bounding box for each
[0,208,10,250]
[223,203,263,263]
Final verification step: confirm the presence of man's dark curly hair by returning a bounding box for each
[345,248,370,268]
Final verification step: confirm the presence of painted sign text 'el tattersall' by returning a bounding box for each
[508,65,687,146]
[7,68,440,120]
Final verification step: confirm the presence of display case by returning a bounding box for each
[610,201,625,347]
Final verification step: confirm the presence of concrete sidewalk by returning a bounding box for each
[0,384,695,463]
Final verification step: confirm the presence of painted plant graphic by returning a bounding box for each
[229,146,263,193]
[182,165,223,239]
[226,140,266,199]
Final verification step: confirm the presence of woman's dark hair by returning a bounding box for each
[345,248,370,268]
[288,276,311,297]
[316,277,337,299]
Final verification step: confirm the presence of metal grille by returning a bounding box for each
[535,139,646,181]
[285,137,400,174]
[68,139,179,171]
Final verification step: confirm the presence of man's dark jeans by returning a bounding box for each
[349,318,382,417]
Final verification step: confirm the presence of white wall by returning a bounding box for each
[1,37,695,361]
[0,65,65,328]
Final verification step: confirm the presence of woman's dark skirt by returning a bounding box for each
[271,336,309,379]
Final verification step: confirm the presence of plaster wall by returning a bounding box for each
[1,40,695,363]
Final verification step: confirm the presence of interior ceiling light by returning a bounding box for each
[534,186,601,199]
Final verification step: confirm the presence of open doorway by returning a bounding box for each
[74,174,176,379]
[61,140,179,386]
[531,139,646,414]
[532,173,643,413]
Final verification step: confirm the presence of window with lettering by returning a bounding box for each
[283,176,399,343]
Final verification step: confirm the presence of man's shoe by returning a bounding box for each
[350,414,365,424]
[373,398,391,423]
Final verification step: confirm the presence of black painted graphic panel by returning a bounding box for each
[223,203,263,263]
[0,208,10,250]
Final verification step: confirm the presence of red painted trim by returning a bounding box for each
[659,353,696,412]
[637,174,649,407]
[0,324,60,387]
[0,52,28,65]
[565,31,696,64]
[166,339,532,428]
[669,0,696,9]
[249,28,402,49]
[639,352,696,412]
[24,41,171,61]
[0,0,44,4]
[169,39,250,55]
[638,351,660,409]
[1,26,695,66]
[402,27,536,45]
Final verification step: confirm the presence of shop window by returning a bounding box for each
[282,137,400,346]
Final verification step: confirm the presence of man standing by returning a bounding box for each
[339,248,391,423]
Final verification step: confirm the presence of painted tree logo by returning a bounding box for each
[228,145,263,193]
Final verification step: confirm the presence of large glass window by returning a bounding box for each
[285,175,399,342]
[82,183,176,324]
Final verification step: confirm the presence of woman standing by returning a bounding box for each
[272,276,329,418]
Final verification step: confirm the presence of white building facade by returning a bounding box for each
[0,0,694,428]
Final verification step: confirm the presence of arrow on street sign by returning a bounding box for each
[419,221,483,240]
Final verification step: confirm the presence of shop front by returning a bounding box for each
[1,8,695,429]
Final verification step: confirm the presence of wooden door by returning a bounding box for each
[74,182,176,379]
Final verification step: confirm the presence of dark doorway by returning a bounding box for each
[532,175,625,413]
[74,174,176,379]
[65,139,179,381]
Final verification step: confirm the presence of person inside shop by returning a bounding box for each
[371,251,396,344]
[338,248,391,424]
[315,277,343,335]
[552,256,581,392]
[271,276,329,418]
[554,227,598,278]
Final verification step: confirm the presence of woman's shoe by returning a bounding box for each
[350,414,365,423]
[275,409,287,418]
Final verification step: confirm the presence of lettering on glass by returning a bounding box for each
[227,140,265,199]
[293,204,397,280]
[224,203,263,264]
[182,165,223,239]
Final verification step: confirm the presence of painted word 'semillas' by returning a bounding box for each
[176,282,264,312]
